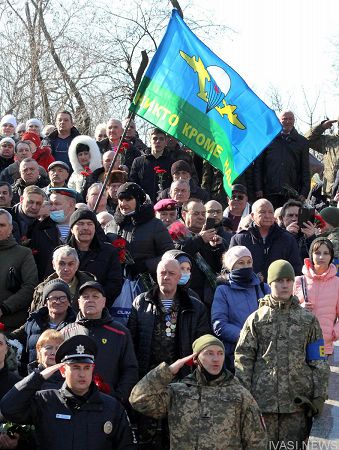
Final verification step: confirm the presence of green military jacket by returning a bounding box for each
[234,295,330,414]
[130,362,267,450]
[305,123,339,196]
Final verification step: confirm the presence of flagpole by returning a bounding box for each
[93,50,149,213]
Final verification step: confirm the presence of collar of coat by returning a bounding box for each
[259,294,300,310]
[183,367,234,387]
[144,285,197,311]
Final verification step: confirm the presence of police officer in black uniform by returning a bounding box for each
[0,335,135,450]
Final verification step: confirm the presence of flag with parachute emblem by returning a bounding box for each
[130,9,281,196]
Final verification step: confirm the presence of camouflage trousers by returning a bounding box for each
[263,411,309,450]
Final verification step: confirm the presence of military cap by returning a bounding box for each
[55,335,97,364]
[48,161,70,172]
[79,281,105,297]
[267,259,295,285]
[231,184,247,195]
[49,187,77,199]
[192,334,225,355]
[154,198,178,212]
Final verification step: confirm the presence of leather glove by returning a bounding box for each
[312,397,325,415]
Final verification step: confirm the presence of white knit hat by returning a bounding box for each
[223,245,252,271]
[26,118,43,131]
[0,114,17,128]
[0,137,15,147]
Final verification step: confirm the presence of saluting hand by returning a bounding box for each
[169,353,197,376]
[40,363,64,380]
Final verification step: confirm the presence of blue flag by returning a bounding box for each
[130,9,282,195]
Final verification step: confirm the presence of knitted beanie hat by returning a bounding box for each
[192,334,225,355]
[223,245,252,271]
[267,260,295,285]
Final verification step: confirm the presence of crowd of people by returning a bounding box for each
[0,109,338,449]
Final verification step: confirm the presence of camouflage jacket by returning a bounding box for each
[234,295,330,413]
[305,123,339,196]
[130,362,267,450]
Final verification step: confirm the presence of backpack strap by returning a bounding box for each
[301,276,308,303]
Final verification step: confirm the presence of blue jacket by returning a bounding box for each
[211,276,270,370]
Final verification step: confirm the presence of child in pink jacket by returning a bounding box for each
[294,237,339,355]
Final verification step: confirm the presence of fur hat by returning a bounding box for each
[107,170,128,185]
[267,260,295,285]
[171,160,191,176]
[0,114,17,128]
[26,118,42,131]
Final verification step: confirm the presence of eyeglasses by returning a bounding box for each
[46,295,68,303]
[231,194,245,200]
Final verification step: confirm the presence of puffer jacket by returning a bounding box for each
[235,295,330,413]
[67,135,102,193]
[10,306,76,369]
[294,260,339,354]
[211,275,270,371]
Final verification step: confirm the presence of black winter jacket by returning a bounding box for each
[62,308,138,405]
[128,285,210,378]
[0,372,135,450]
[106,204,174,278]
[229,222,302,280]
[254,129,310,197]
[67,234,122,307]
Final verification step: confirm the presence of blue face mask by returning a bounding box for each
[178,273,190,286]
[50,209,65,223]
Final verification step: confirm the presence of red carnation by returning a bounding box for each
[93,373,111,394]
[0,323,5,331]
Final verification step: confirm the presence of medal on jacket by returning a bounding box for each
[165,311,177,337]
[103,421,113,434]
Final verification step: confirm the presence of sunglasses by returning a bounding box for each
[231,194,245,200]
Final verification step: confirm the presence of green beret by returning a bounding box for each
[267,259,295,285]
[192,334,225,355]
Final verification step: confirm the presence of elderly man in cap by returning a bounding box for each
[235,260,330,448]
[68,208,122,307]
[223,183,251,232]
[30,245,95,312]
[130,333,267,449]
[62,281,138,406]
[0,335,135,449]
[154,198,178,228]
[105,170,128,214]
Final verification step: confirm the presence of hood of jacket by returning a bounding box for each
[302,258,337,280]
[68,135,103,174]
[113,202,155,227]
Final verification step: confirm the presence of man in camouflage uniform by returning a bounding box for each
[130,334,267,450]
[305,118,339,199]
[235,260,330,449]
